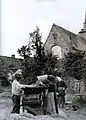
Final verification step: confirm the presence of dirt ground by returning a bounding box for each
[0,86,86,120]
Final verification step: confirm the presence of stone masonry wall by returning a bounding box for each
[44,24,77,57]
[0,56,22,71]
[0,55,22,86]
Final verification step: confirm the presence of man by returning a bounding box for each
[55,76,67,108]
[11,73,35,114]
[36,74,55,86]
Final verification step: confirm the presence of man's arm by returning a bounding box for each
[19,83,37,89]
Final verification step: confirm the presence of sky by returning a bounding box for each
[1,0,86,58]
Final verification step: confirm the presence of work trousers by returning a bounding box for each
[58,96,65,108]
[11,94,20,114]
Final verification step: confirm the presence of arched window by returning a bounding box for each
[51,45,62,59]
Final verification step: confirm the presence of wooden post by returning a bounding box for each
[0,80,2,90]
[54,83,59,114]
[25,106,37,116]
[22,101,24,113]
[43,89,48,115]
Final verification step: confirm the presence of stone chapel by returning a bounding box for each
[44,12,86,94]
[44,12,86,58]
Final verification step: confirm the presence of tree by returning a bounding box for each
[29,27,43,58]
[64,51,85,80]
[18,27,61,84]
[20,56,38,85]
[17,45,31,59]
[17,27,43,59]
[17,27,45,84]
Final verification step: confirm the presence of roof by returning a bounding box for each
[44,23,86,51]
[44,24,77,48]
[54,24,76,37]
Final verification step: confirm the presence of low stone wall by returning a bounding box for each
[64,76,86,104]
[0,56,22,71]
[64,76,85,94]
[0,55,23,86]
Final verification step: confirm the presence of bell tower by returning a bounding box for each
[78,12,86,39]
[83,11,86,31]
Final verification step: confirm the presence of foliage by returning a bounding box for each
[0,58,9,79]
[17,27,45,84]
[20,56,38,85]
[42,53,58,75]
[17,27,43,59]
[29,27,43,58]
[21,54,60,85]
[64,51,85,80]
[17,45,31,58]
[0,58,10,86]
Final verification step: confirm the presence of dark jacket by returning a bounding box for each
[57,81,67,96]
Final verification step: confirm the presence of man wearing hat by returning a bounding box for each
[11,73,35,114]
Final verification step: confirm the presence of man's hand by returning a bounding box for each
[62,88,65,90]
[39,82,44,86]
[56,92,59,95]
[39,82,46,87]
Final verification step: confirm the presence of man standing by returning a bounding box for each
[11,73,35,114]
[56,76,67,108]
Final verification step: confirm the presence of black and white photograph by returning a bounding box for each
[0,0,86,120]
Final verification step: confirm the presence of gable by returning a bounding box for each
[44,24,77,56]
[44,24,86,57]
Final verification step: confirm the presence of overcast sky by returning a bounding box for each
[1,0,86,57]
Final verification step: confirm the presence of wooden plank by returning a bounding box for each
[24,106,37,116]
[22,87,46,95]
[21,85,53,95]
